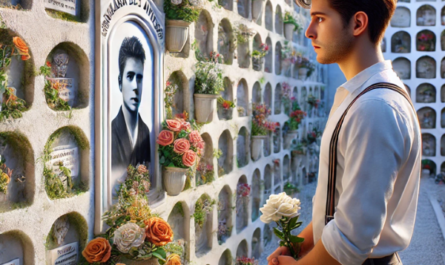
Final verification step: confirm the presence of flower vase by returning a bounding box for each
[284,130,298,149]
[163,167,188,196]
[166,20,191,53]
[251,135,267,161]
[298,68,308,80]
[194,94,219,123]
[284,23,294,41]
[252,0,264,21]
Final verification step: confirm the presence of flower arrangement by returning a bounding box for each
[283,12,301,32]
[417,32,435,51]
[0,158,12,194]
[193,196,216,228]
[193,55,224,95]
[237,183,251,197]
[164,80,179,119]
[196,162,215,185]
[217,96,236,110]
[290,139,305,155]
[81,165,183,264]
[234,24,256,47]
[251,43,270,60]
[296,57,315,78]
[217,219,232,243]
[163,0,203,23]
[260,192,304,260]
[236,256,259,265]
[306,128,321,144]
[288,101,306,131]
[158,114,204,169]
[307,94,320,109]
[0,34,30,120]
[281,41,301,64]
[251,103,279,136]
[40,62,71,111]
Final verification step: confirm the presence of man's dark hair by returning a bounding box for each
[328,0,396,44]
[118,36,146,85]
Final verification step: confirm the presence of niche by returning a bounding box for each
[275,42,282,75]
[252,82,262,104]
[283,155,290,183]
[236,239,249,257]
[422,159,436,177]
[166,71,188,118]
[417,5,436,26]
[263,132,272,157]
[265,37,273,73]
[273,159,281,186]
[0,132,34,213]
[391,31,411,53]
[195,194,214,257]
[391,7,411,27]
[392,57,411,80]
[265,1,273,31]
[0,0,32,9]
[416,83,436,103]
[422,133,436,157]
[218,77,234,120]
[252,228,262,259]
[252,0,263,24]
[416,30,436,51]
[274,83,282,114]
[418,107,436,129]
[381,37,386,53]
[0,230,34,265]
[416,56,436,79]
[275,5,283,34]
[46,212,88,264]
[442,30,445,51]
[195,11,213,60]
[168,202,189,242]
[218,130,233,176]
[252,34,263,71]
[264,82,272,109]
[441,57,445,78]
[441,108,445,128]
[301,87,308,112]
[251,169,261,222]
[441,85,445,102]
[237,31,251,69]
[45,42,90,109]
[442,6,445,26]
[263,165,272,205]
[218,185,233,244]
[293,87,299,102]
[219,249,233,265]
[219,0,233,11]
[196,133,214,186]
[273,125,281,153]
[44,126,89,200]
[263,224,272,247]
[237,127,250,168]
[218,19,234,65]
[442,136,445,156]
[237,0,249,19]
[237,79,249,117]
[236,175,249,233]
[291,154,299,185]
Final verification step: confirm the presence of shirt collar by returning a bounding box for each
[340,60,393,94]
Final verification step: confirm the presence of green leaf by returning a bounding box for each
[292,221,302,230]
[289,216,299,230]
[273,227,284,240]
[153,247,167,259]
[152,252,166,262]
[289,235,304,243]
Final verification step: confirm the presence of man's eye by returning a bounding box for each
[318,17,323,23]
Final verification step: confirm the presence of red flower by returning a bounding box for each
[166,81,171,86]
[46,61,51,67]
[222,101,230,109]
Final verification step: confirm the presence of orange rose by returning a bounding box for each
[182,150,197,167]
[12,37,30,61]
[157,130,174,146]
[82,237,111,263]
[166,119,182,132]
[173,138,190,154]
[144,217,173,246]
[166,254,182,265]
[188,131,202,144]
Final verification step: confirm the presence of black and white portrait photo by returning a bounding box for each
[109,21,155,198]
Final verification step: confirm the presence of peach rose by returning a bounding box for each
[144,217,173,246]
[82,237,111,263]
[182,150,197,167]
[166,254,182,265]
[157,130,174,146]
[180,121,191,131]
[12,37,30,60]
[166,119,182,132]
[188,131,202,144]
[193,141,205,154]
[173,138,190,154]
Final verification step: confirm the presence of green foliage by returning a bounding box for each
[274,216,304,260]
[164,0,202,22]
[213,148,223,159]
[173,202,185,217]
[193,60,224,95]
[193,196,216,228]
[283,12,301,32]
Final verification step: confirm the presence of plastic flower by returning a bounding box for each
[113,223,146,253]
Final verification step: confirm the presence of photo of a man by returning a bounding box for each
[111,36,151,172]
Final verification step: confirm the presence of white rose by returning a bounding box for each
[260,192,301,223]
[113,222,146,253]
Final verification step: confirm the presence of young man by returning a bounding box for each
[268,0,421,264]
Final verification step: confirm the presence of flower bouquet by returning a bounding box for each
[417,32,435,51]
[252,43,269,71]
[251,103,278,160]
[81,165,183,264]
[158,114,204,196]
[236,256,259,265]
[288,102,306,131]
[260,192,304,260]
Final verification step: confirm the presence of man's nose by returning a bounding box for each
[305,20,316,40]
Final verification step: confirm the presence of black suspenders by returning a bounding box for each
[325,82,416,225]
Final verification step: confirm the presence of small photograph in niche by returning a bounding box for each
[109,21,155,202]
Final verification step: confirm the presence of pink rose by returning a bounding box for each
[173,138,190,154]
[166,119,182,132]
[188,131,202,144]
[182,150,197,167]
[157,130,174,146]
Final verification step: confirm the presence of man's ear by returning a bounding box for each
[118,75,122,92]
[351,11,369,38]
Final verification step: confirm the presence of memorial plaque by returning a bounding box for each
[49,51,77,107]
[47,146,79,179]
[0,258,20,265]
[391,7,410,27]
[44,0,77,16]
[47,242,78,265]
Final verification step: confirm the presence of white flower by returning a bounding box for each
[113,222,146,253]
[260,192,301,223]
[171,0,182,5]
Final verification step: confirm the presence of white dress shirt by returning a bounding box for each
[312,61,422,265]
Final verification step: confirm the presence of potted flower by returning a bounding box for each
[290,139,306,156]
[164,0,203,53]
[251,43,269,71]
[194,52,224,123]
[236,256,259,265]
[306,94,319,117]
[157,115,205,196]
[296,57,315,80]
[417,32,435,51]
[251,103,278,161]
[283,12,301,41]
[306,128,320,145]
[284,101,306,149]
[217,96,236,119]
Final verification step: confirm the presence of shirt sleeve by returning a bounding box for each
[321,99,410,265]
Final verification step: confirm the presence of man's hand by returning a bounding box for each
[267,246,290,265]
